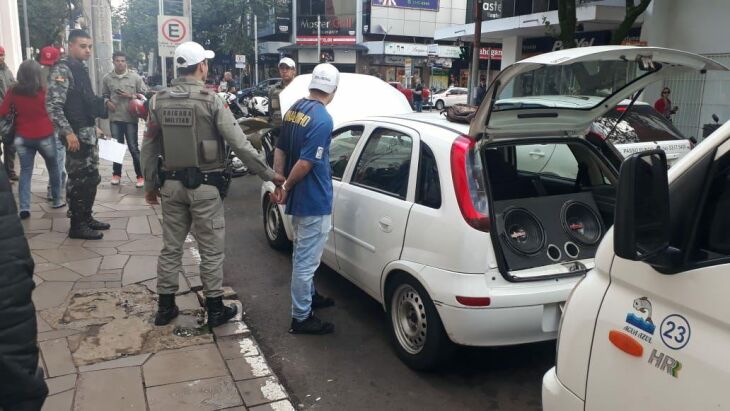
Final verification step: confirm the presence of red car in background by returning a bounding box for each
[389,82,413,107]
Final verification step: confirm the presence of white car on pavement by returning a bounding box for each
[431,87,468,110]
[260,47,718,370]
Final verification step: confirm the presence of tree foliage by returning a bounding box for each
[114,0,276,67]
[554,0,652,48]
[17,0,83,51]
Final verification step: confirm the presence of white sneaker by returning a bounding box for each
[136,176,144,188]
[111,175,121,185]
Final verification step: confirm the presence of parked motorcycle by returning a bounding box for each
[228,117,275,177]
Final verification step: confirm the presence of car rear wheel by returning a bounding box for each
[263,197,290,250]
[386,274,453,370]
[435,100,445,110]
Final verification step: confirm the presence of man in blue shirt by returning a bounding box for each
[273,63,339,334]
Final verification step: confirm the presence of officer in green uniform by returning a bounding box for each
[141,42,285,327]
[267,57,297,137]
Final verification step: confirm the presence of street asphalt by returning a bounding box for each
[223,175,555,411]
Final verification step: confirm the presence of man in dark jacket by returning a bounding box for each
[0,164,48,410]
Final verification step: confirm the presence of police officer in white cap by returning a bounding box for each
[267,57,297,147]
[141,41,285,328]
[272,63,339,334]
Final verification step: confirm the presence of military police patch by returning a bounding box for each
[161,108,194,126]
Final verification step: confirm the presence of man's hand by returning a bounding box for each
[273,186,288,205]
[145,190,160,205]
[66,133,80,152]
[106,100,117,112]
[272,173,286,186]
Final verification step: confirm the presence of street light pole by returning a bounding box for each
[21,0,31,59]
[159,0,167,88]
[468,0,482,105]
[317,15,321,63]
[254,14,258,85]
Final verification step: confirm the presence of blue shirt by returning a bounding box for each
[277,98,333,216]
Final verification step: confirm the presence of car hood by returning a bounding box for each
[469,46,728,140]
[280,73,413,126]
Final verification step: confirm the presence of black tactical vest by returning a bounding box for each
[61,58,97,132]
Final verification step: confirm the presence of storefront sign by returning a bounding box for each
[479,47,502,60]
[385,42,429,56]
[438,45,461,59]
[373,0,439,12]
[522,27,642,57]
[385,55,406,65]
[277,17,291,33]
[296,36,356,45]
[481,0,502,19]
[428,44,439,56]
[297,15,356,37]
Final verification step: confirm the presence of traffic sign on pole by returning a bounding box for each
[158,15,191,57]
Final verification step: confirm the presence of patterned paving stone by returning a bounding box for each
[61,257,102,277]
[218,336,260,360]
[226,355,271,381]
[39,338,76,377]
[45,374,78,396]
[117,237,163,252]
[77,353,151,373]
[146,376,243,411]
[123,255,159,285]
[40,388,74,411]
[249,400,296,411]
[90,247,118,256]
[75,367,146,411]
[236,376,288,408]
[100,254,129,270]
[36,268,82,282]
[37,329,82,342]
[33,282,74,311]
[143,344,228,387]
[34,247,100,264]
[34,262,62,273]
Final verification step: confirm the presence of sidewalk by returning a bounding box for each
[19,148,294,411]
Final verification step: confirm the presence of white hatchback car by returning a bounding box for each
[431,87,468,110]
[261,47,717,370]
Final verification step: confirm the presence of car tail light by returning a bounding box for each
[456,296,491,307]
[615,106,627,112]
[451,135,490,232]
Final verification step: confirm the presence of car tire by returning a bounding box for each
[386,273,454,370]
[435,100,445,110]
[263,196,291,250]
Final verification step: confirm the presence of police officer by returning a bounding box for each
[141,42,285,328]
[268,57,297,138]
[47,30,109,240]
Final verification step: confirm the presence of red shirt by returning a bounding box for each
[0,89,55,139]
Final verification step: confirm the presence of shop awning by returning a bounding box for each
[278,44,369,52]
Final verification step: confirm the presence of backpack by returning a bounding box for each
[442,104,478,124]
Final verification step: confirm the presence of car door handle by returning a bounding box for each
[528,150,546,158]
[378,217,393,233]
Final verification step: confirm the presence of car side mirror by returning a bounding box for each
[614,150,670,261]
[713,113,720,123]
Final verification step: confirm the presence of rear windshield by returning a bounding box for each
[595,105,686,144]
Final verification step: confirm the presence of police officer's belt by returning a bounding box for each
[164,168,228,192]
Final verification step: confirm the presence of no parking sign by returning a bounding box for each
[158,16,191,57]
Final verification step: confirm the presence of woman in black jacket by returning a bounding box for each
[0,164,48,410]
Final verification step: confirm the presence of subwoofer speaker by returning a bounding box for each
[493,192,605,273]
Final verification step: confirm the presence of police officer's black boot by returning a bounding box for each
[206,297,238,328]
[86,217,110,231]
[154,294,179,326]
[69,218,104,240]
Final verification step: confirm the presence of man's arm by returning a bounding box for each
[214,96,282,183]
[141,97,163,203]
[273,148,287,176]
[136,74,147,94]
[46,63,78,150]
[101,75,111,99]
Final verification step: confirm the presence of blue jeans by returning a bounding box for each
[14,135,63,212]
[291,215,332,321]
[414,100,423,112]
[111,121,142,177]
[47,133,67,198]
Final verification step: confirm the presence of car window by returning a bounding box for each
[597,105,686,144]
[416,142,441,209]
[516,144,579,180]
[692,152,730,261]
[351,128,413,199]
[330,126,364,180]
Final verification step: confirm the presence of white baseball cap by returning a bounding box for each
[174,41,215,68]
[308,63,339,94]
[278,57,296,68]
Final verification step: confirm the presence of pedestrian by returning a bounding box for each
[448,74,457,88]
[0,45,18,181]
[39,46,67,202]
[654,87,678,120]
[46,29,110,240]
[268,57,297,141]
[102,51,147,187]
[413,77,424,112]
[141,41,285,328]
[0,60,65,219]
[272,63,339,335]
[475,76,487,106]
[0,165,49,410]
[221,71,238,91]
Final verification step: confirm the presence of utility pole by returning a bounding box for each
[317,15,321,62]
[159,0,167,88]
[254,15,259,85]
[468,0,482,105]
[21,0,31,59]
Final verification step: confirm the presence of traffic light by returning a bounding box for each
[459,45,471,61]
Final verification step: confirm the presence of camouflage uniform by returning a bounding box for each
[268,81,286,133]
[46,58,104,234]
